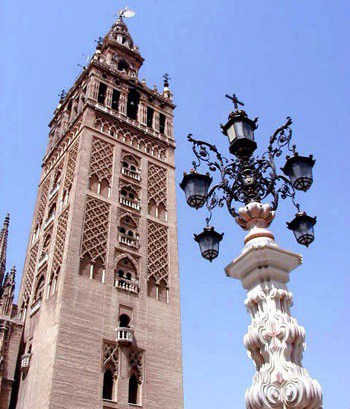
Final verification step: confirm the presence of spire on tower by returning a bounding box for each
[0,213,10,288]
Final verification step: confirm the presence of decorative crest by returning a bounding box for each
[225,93,244,110]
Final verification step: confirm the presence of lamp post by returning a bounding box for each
[180,95,322,408]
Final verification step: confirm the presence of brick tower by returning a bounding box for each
[14,10,183,409]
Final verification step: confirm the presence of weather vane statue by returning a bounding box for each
[117,5,136,19]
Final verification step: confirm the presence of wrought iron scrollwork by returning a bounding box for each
[187,116,300,220]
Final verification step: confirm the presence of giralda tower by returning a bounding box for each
[15,11,184,409]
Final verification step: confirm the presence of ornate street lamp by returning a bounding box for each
[180,94,323,408]
[180,94,317,259]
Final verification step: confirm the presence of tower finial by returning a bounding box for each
[163,73,171,88]
[117,6,136,20]
[0,213,10,288]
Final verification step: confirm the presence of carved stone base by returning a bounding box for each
[226,202,323,409]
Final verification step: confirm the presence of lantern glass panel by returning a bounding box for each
[194,228,224,262]
[283,156,315,192]
[287,214,316,247]
[180,173,212,209]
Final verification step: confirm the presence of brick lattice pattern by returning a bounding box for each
[37,179,50,224]
[89,137,114,183]
[22,242,39,303]
[81,196,110,263]
[52,208,69,272]
[148,163,167,206]
[64,141,79,189]
[147,221,168,285]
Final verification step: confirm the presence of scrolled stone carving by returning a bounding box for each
[243,282,322,409]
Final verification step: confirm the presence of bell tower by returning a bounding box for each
[15,10,183,409]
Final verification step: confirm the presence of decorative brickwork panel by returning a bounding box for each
[81,196,110,263]
[22,242,39,303]
[52,208,69,272]
[148,163,167,206]
[128,349,144,382]
[147,221,168,285]
[64,141,79,189]
[103,342,119,372]
[37,179,50,224]
[94,115,168,161]
[89,137,114,184]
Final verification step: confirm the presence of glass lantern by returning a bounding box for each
[221,110,257,158]
[287,212,317,247]
[282,154,315,192]
[194,226,224,262]
[180,171,212,209]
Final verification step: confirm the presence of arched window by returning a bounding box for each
[118,216,139,248]
[119,314,130,328]
[121,154,140,180]
[47,203,56,221]
[115,257,138,293]
[120,186,140,210]
[147,276,157,299]
[79,254,92,277]
[89,174,99,193]
[103,369,114,400]
[93,257,104,282]
[148,199,157,217]
[100,178,110,198]
[158,202,167,221]
[128,374,139,405]
[158,279,168,303]
[34,275,45,304]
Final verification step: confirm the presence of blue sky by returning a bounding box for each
[1,1,349,407]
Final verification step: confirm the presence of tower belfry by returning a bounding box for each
[14,10,183,409]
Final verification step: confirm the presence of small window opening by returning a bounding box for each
[159,113,166,134]
[112,89,120,111]
[118,60,129,72]
[103,369,114,400]
[128,375,139,404]
[127,88,140,120]
[98,82,107,104]
[102,73,108,79]
[147,107,154,128]
[119,314,130,328]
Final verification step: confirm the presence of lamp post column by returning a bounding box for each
[225,202,322,409]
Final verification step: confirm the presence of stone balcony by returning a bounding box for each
[118,233,139,249]
[116,327,134,346]
[121,167,141,182]
[119,197,140,211]
[21,353,32,373]
[116,278,139,294]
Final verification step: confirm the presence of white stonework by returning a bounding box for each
[226,202,323,409]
